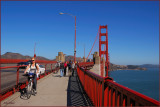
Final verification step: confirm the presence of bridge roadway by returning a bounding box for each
[1,71,93,106]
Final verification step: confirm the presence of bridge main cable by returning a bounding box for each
[86,29,99,60]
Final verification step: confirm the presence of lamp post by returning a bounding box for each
[59,12,76,63]
[34,43,36,58]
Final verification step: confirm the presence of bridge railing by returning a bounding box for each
[77,62,159,106]
[0,59,58,101]
[78,62,94,67]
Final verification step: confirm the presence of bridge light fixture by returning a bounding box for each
[59,12,64,15]
[59,12,76,63]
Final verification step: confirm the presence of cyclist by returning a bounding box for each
[24,57,39,94]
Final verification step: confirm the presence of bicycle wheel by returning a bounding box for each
[26,81,32,99]
[32,89,36,96]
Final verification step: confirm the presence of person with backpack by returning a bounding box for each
[24,57,39,94]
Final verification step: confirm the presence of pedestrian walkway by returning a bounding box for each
[67,71,93,106]
[1,70,93,106]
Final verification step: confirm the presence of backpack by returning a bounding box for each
[60,63,64,69]
[68,63,71,69]
[30,63,38,69]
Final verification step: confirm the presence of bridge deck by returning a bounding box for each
[1,71,92,106]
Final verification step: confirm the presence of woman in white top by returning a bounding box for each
[24,57,39,93]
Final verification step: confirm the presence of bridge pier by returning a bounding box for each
[90,52,105,77]
[93,52,100,64]
[101,57,105,77]
[83,57,86,62]
[56,52,65,62]
[90,52,101,75]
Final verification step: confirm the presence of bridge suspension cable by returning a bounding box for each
[86,29,99,60]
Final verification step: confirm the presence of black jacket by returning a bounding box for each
[60,63,64,69]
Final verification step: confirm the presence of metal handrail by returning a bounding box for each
[0,59,56,64]
[77,63,160,106]
[0,59,57,101]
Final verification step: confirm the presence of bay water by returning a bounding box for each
[109,67,159,101]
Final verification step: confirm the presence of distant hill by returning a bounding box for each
[109,63,147,71]
[1,52,83,62]
[109,63,128,71]
[1,52,155,70]
[1,52,50,60]
[65,55,83,62]
[139,64,159,68]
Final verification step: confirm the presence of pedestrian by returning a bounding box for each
[72,62,75,76]
[60,62,64,77]
[66,62,68,76]
[58,61,60,73]
[55,62,59,73]
[64,62,67,76]
[68,60,72,76]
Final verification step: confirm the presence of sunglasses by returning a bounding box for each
[32,60,35,61]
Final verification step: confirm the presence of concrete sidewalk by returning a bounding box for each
[1,70,93,106]
[1,72,69,106]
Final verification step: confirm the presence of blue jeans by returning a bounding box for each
[28,74,37,91]
[60,69,64,77]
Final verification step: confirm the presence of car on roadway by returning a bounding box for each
[38,65,45,74]
[17,61,29,69]
[37,64,45,78]
[17,60,32,68]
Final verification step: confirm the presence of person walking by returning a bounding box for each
[64,62,67,76]
[72,62,75,76]
[66,62,69,76]
[68,60,72,76]
[55,62,59,73]
[60,62,64,77]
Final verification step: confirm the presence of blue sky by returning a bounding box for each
[1,1,159,65]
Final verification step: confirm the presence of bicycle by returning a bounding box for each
[26,72,36,99]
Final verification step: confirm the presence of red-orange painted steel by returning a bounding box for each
[109,87,111,106]
[16,67,19,86]
[99,25,109,77]
[113,90,115,107]
[77,63,160,106]
[108,80,160,106]
[104,86,108,106]
[0,59,56,64]
[117,93,120,107]
[0,65,27,69]
[123,95,126,106]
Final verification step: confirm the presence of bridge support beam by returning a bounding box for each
[99,25,109,77]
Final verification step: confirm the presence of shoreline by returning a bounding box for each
[109,68,147,71]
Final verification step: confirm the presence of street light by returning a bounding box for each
[59,12,76,63]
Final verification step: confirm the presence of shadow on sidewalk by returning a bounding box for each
[67,70,93,106]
